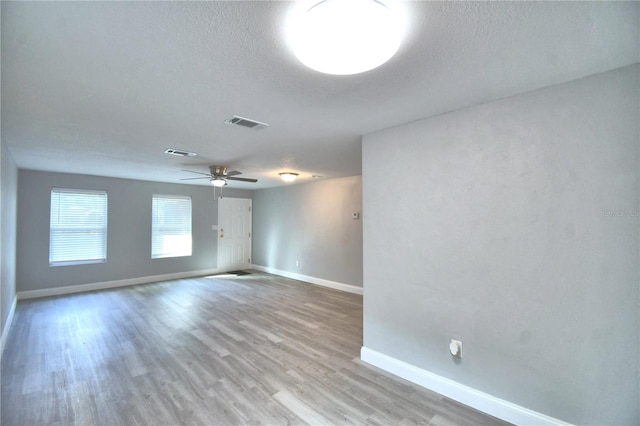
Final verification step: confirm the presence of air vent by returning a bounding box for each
[164,148,197,157]
[224,115,269,130]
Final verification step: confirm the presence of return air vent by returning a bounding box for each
[224,115,269,130]
[164,148,197,157]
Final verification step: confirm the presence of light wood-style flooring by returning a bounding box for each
[2,271,508,425]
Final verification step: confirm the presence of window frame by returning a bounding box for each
[49,188,108,267]
[151,194,193,259]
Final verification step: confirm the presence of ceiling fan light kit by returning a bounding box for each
[181,166,258,186]
[286,0,405,75]
[210,177,227,187]
[279,172,299,183]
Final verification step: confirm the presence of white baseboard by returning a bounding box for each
[360,347,571,426]
[17,268,220,300]
[1,295,17,361]
[252,264,363,295]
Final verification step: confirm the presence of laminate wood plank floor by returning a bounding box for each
[2,271,509,425]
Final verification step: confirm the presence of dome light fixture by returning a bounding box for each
[279,172,299,183]
[210,177,227,187]
[286,0,405,75]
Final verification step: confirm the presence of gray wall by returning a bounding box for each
[17,170,252,292]
[1,141,18,344]
[362,64,639,425]
[253,176,363,287]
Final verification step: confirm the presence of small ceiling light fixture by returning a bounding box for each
[279,172,299,183]
[286,0,405,75]
[210,177,227,187]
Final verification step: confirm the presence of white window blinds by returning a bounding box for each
[49,188,108,266]
[152,195,192,259]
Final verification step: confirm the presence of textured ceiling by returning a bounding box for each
[2,1,638,189]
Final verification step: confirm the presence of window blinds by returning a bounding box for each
[49,188,108,266]
[151,195,192,259]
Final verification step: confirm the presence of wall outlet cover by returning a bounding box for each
[449,339,462,358]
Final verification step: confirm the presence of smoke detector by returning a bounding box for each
[224,115,269,130]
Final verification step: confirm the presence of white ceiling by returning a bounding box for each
[2,1,638,189]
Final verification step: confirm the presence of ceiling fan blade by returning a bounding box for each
[180,176,211,180]
[226,170,242,177]
[226,176,258,183]
[181,169,212,177]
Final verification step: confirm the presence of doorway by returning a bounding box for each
[217,197,252,272]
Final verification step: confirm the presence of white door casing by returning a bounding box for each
[217,197,252,272]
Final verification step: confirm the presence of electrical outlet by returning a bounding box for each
[449,339,462,358]
[295,260,300,268]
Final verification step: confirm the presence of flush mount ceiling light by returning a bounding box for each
[286,0,405,75]
[210,177,227,187]
[279,172,299,183]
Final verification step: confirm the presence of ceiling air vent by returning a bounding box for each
[164,148,197,157]
[224,115,269,130]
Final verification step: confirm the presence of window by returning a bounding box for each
[49,188,108,266]
[152,195,192,259]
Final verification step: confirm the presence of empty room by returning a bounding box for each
[1,1,638,425]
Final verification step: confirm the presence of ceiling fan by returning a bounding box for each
[181,165,258,187]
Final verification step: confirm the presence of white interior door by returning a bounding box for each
[217,197,252,272]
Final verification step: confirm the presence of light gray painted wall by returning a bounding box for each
[362,64,639,425]
[16,170,252,292]
[1,141,18,342]
[253,176,363,287]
